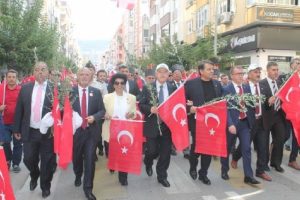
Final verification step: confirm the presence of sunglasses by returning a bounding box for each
[114,81,125,85]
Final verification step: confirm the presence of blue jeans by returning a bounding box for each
[1,124,23,166]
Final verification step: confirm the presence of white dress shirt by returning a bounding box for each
[156,81,169,102]
[113,92,129,119]
[232,82,243,94]
[30,81,47,129]
[78,85,89,115]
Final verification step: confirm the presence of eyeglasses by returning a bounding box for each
[114,81,125,85]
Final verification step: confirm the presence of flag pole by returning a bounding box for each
[1,76,6,116]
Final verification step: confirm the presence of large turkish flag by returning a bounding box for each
[108,119,143,175]
[157,86,189,151]
[277,72,300,144]
[195,100,227,157]
[58,96,73,169]
[0,147,15,200]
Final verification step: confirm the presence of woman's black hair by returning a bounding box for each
[110,73,127,85]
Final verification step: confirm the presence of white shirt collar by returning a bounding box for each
[156,80,167,89]
[34,80,47,87]
[78,85,88,92]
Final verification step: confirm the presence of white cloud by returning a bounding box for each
[70,0,124,41]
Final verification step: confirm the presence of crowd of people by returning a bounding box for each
[0,58,300,200]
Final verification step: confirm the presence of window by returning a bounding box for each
[249,0,299,5]
[196,5,208,30]
[187,20,193,34]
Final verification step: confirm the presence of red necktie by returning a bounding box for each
[238,85,247,119]
[81,88,87,129]
[254,83,260,116]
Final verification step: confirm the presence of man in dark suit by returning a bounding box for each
[13,62,55,198]
[220,66,260,185]
[260,62,286,173]
[231,64,272,181]
[185,60,223,185]
[107,64,140,97]
[139,63,176,187]
[72,67,105,200]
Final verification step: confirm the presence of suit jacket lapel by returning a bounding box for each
[196,78,205,102]
[229,83,236,95]
[73,86,81,115]
[88,86,94,116]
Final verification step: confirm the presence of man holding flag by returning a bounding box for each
[139,63,176,187]
[185,60,223,185]
[0,70,22,172]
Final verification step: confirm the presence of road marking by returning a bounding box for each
[225,191,245,200]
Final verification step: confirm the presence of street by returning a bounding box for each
[10,149,300,200]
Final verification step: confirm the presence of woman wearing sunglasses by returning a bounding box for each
[102,73,136,186]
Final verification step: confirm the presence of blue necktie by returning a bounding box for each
[158,85,164,104]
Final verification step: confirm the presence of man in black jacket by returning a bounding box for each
[185,60,223,185]
[13,62,55,198]
[139,63,176,187]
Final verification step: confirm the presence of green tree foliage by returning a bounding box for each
[0,0,74,74]
[138,31,234,71]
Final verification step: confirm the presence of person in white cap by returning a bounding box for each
[139,63,176,187]
[231,64,272,181]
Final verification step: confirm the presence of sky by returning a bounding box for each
[70,0,124,41]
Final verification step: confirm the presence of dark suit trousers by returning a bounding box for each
[189,130,212,176]
[266,113,286,167]
[23,128,55,190]
[232,118,267,174]
[286,122,299,162]
[144,125,172,181]
[73,128,97,191]
[221,120,253,178]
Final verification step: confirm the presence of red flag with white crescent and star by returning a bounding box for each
[195,100,227,157]
[0,147,15,200]
[157,86,189,151]
[58,95,73,169]
[277,72,300,144]
[108,119,144,175]
[52,85,62,154]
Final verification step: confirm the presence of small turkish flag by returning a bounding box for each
[52,85,62,154]
[108,119,144,175]
[187,72,199,80]
[157,86,189,151]
[0,147,15,200]
[58,95,73,169]
[195,100,227,157]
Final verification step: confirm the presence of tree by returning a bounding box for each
[0,0,75,75]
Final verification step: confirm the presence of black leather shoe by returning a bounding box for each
[158,179,170,187]
[183,154,190,159]
[42,189,50,198]
[98,150,104,156]
[198,175,211,185]
[30,179,38,191]
[74,176,81,187]
[244,176,260,185]
[146,166,153,177]
[189,170,197,180]
[84,191,96,200]
[221,172,229,180]
[119,179,128,186]
[270,164,284,173]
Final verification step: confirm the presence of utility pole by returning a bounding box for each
[214,0,218,56]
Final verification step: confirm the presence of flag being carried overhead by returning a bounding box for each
[195,100,227,157]
[157,85,189,151]
[0,147,15,200]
